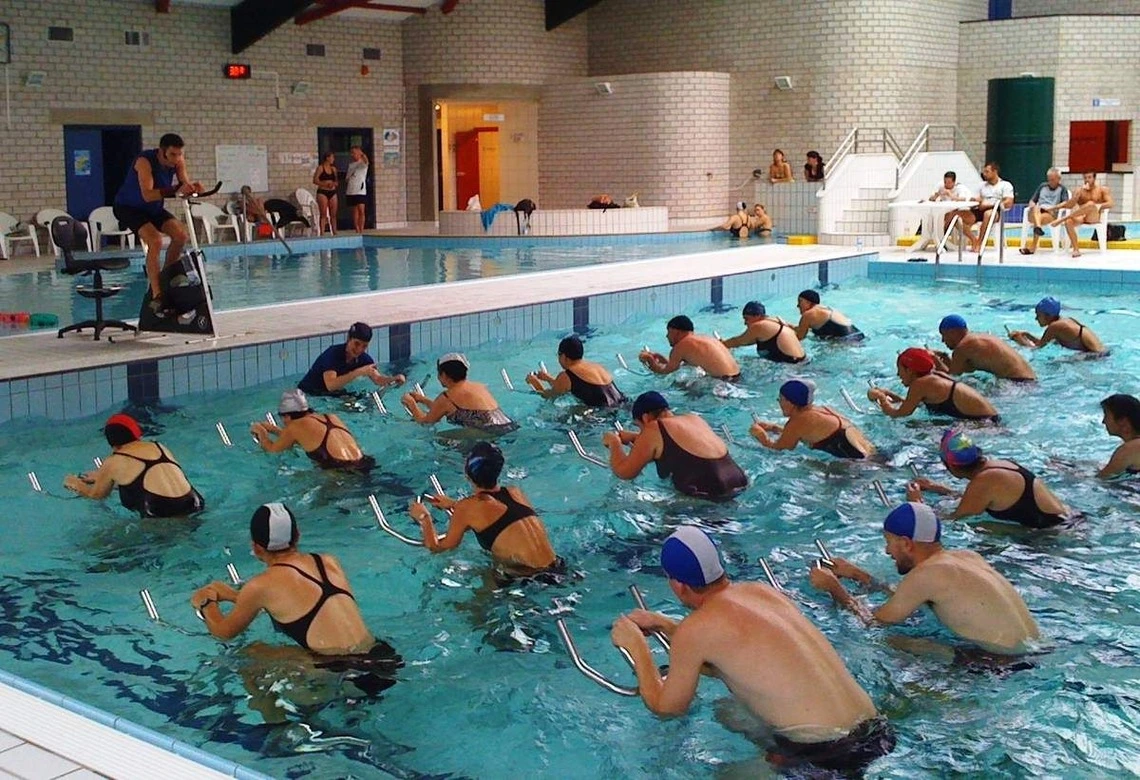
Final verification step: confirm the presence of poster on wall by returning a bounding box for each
[73,150,92,176]
[215,144,269,193]
[382,129,400,148]
[383,151,401,167]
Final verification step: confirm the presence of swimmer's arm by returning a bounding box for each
[947,481,991,520]
[254,423,295,453]
[793,314,811,341]
[871,570,932,625]
[751,419,800,450]
[812,570,876,626]
[1019,327,1055,349]
[406,394,450,424]
[413,501,465,551]
[944,350,970,376]
[1096,445,1135,479]
[877,387,920,418]
[644,348,683,375]
[526,370,569,399]
[64,459,116,499]
[720,330,754,349]
[606,430,655,479]
[322,365,373,393]
[134,157,169,203]
[633,624,701,717]
[197,579,263,641]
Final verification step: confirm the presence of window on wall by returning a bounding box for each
[1068,120,1131,172]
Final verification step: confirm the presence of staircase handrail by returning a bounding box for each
[821,127,902,196]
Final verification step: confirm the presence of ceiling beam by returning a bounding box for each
[231,0,312,53]
[358,2,429,13]
[155,0,172,11]
[295,0,371,26]
[441,0,460,13]
[545,0,605,31]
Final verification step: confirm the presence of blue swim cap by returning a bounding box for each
[939,428,981,467]
[1035,297,1061,318]
[939,314,967,332]
[661,526,725,587]
[742,301,766,317]
[632,391,670,420]
[883,502,941,543]
[779,379,815,407]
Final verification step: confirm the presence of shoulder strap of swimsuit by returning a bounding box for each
[271,560,325,588]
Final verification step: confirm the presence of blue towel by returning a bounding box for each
[481,203,514,232]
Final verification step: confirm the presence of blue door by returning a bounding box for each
[63,127,104,221]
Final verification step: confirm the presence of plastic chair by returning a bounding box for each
[51,216,137,341]
[87,206,136,251]
[189,202,242,244]
[264,198,310,237]
[37,208,89,255]
[225,200,255,242]
[1093,207,1110,253]
[0,211,40,258]
[1019,206,1069,253]
[294,188,321,235]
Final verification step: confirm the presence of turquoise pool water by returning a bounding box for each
[1,276,1139,777]
[0,233,752,336]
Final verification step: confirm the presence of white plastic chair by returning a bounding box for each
[294,188,321,236]
[0,211,40,258]
[1019,207,1069,253]
[1093,207,1110,253]
[37,208,90,255]
[225,200,255,242]
[87,206,136,250]
[189,202,241,244]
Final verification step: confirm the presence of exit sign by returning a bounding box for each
[223,63,252,79]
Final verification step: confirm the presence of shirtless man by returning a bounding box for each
[932,314,1036,381]
[868,348,1000,422]
[640,315,741,381]
[793,290,863,341]
[612,527,895,775]
[526,335,626,408]
[604,391,747,500]
[1051,171,1113,258]
[251,389,374,472]
[951,162,1014,254]
[63,413,204,518]
[809,502,1040,659]
[751,379,875,460]
[908,429,1073,529]
[1098,394,1140,479]
[721,301,805,364]
[1008,296,1106,355]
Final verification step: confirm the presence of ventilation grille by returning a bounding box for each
[48,26,74,42]
[124,30,151,47]
[362,48,382,61]
[306,44,325,57]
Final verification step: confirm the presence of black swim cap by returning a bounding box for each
[667,315,694,332]
[558,335,584,360]
[465,442,505,488]
[632,391,670,420]
[348,322,372,342]
[798,290,821,305]
[742,301,766,317]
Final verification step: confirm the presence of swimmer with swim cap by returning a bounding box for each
[63,412,205,518]
[793,290,863,341]
[251,389,376,472]
[526,335,627,408]
[751,380,875,459]
[868,347,1000,422]
[932,314,1037,381]
[611,526,894,774]
[402,352,517,434]
[1008,297,1106,355]
[720,301,806,364]
[639,315,742,381]
[810,502,1040,658]
[906,430,1072,528]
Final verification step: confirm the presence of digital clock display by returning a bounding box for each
[223,63,251,79]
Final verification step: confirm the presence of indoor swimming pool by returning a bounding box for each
[1,275,1138,777]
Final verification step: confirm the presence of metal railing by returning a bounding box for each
[897,124,982,185]
[935,205,1006,266]
[823,127,904,186]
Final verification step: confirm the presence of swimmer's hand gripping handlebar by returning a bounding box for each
[369,494,423,546]
[555,619,639,697]
[628,585,671,652]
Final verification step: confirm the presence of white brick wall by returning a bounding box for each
[1012,0,1140,15]
[0,0,404,225]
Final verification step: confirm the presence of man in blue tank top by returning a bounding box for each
[113,133,203,315]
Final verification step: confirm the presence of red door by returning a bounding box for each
[1068,121,1108,172]
[455,130,480,209]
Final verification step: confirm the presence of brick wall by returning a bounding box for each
[587,0,989,206]
[1013,0,1140,15]
[401,0,588,219]
[537,73,731,220]
[957,16,1140,212]
[0,0,404,226]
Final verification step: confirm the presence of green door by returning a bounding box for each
[986,77,1054,203]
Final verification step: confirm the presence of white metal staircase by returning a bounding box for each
[816,128,902,247]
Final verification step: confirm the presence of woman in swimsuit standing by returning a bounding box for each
[410,442,560,576]
[312,152,339,235]
[251,389,374,471]
[402,353,517,435]
[751,380,875,460]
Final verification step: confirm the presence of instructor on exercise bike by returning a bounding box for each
[113,133,203,317]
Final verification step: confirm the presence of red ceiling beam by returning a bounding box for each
[295,0,427,25]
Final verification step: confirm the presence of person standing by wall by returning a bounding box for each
[345,146,370,234]
[312,152,339,235]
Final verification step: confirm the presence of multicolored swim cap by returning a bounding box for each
[661,526,725,587]
[940,428,981,467]
[1035,297,1061,318]
[779,379,815,407]
[883,502,941,543]
[897,348,935,375]
[939,314,967,332]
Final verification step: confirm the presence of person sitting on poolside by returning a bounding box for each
[1008,297,1106,355]
[604,391,748,500]
[793,290,863,341]
[191,503,401,698]
[868,348,999,423]
[409,442,562,579]
[612,527,895,775]
[809,502,1040,661]
[526,335,626,408]
[721,300,806,364]
[931,314,1036,382]
[251,389,375,472]
[402,353,518,435]
[1020,168,1069,255]
[640,315,741,382]
[1097,394,1140,479]
[907,430,1072,529]
[1050,171,1113,258]
[63,413,204,518]
[297,322,405,396]
[751,380,875,460]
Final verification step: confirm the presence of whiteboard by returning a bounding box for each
[215,144,268,193]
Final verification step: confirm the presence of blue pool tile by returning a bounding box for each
[202,361,219,392]
[27,376,45,392]
[28,389,46,419]
[9,378,28,395]
[44,372,62,390]
[10,391,28,420]
[244,356,259,387]
[59,378,81,419]
[188,364,204,394]
[159,368,174,401]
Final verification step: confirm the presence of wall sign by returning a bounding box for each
[73,149,91,176]
[1092,98,1121,107]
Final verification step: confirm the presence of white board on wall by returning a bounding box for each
[215,144,268,193]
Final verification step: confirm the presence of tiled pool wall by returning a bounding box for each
[0,254,871,425]
[869,260,1140,289]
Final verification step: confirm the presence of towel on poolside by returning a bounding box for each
[481,203,514,232]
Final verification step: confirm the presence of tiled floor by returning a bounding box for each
[0,728,105,779]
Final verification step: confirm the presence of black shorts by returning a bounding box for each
[346,194,367,207]
[139,488,205,518]
[113,204,177,234]
[952,646,1037,677]
[770,717,896,775]
[313,640,404,697]
[970,206,987,223]
[316,189,337,200]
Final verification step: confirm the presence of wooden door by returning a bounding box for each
[1068,121,1108,172]
[455,130,480,209]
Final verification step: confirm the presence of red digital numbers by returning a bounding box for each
[223,63,251,79]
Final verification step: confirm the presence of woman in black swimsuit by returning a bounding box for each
[410,442,560,576]
[869,348,1000,422]
[402,353,517,435]
[251,389,374,471]
[526,335,627,408]
[751,380,875,460]
[794,290,863,341]
[312,152,339,235]
[191,503,401,701]
[721,301,806,364]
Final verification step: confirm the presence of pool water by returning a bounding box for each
[2,276,1139,777]
[0,233,753,337]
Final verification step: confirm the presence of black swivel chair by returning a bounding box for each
[52,216,138,341]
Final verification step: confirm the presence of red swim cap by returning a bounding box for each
[104,413,142,441]
[897,348,935,376]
